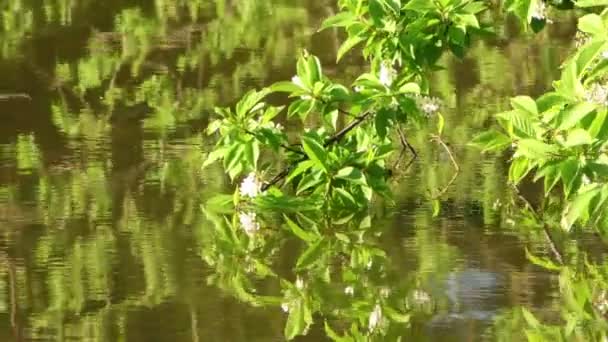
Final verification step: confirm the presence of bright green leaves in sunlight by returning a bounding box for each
[200,0,608,341]
[321,0,489,72]
[473,10,608,233]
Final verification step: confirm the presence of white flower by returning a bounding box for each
[239,212,260,236]
[602,50,608,60]
[416,96,442,116]
[344,286,354,295]
[240,173,260,198]
[531,1,547,20]
[585,83,608,106]
[379,61,396,87]
[354,86,363,93]
[368,304,382,332]
[292,75,305,88]
[295,277,305,290]
[281,303,290,313]
[275,123,284,131]
[412,290,431,305]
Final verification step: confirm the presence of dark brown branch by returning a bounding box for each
[324,112,371,147]
[393,124,418,172]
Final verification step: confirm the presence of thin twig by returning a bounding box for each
[324,112,371,147]
[429,135,460,199]
[0,93,31,101]
[392,124,418,171]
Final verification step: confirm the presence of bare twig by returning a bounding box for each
[429,135,460,199]
[393,124,418,171]
[0,93,31,101]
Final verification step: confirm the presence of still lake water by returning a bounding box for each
[0,1,600,341]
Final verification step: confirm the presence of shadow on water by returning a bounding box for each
[0,1,598,341]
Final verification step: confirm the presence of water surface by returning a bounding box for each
[0,1,591,341]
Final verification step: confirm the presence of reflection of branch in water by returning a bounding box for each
[190,305,200,342]
[429,135,459,199]
[511,186,564,265]
[0,252,22,341]
[0,93,32,101]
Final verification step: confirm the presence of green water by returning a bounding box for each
[0,1,600,341]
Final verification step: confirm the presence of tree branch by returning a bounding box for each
[261,111,371,191]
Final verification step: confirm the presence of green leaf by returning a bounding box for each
[561,186,602,231]
[236,89,269,118]
[320,12,356,31]
[284,215,318,242]
[557,62,585,100]
[470,130,512,152]
[576,0,608,8]
[324,322,348,342]
[509,157,533,184]
[334,188,358,207]
[286,160,316,184]
[437,113,445,135]
[296,238,326,270]
[556,102,597,130]
[368,0,386,25]
[563,129,593,147]
[302,135,330,173]
[404,0,437,12]
[399,82,421,94]
[244,141,260,169]
[521,308,541,329]
[526,248,561,271]
[224,143,245,175]
[432,199,440,217]
[271,81,304,93]
[337,35,366,62]
[516,139,559,159]
[307,55,323,85]
[284,299,313,340]
[511,96,538,116]
[335,167,367,186]
[560,159,580,197]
